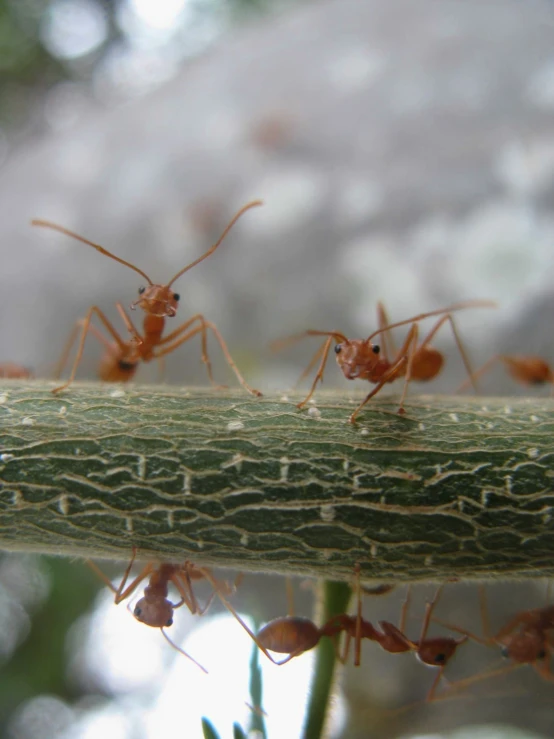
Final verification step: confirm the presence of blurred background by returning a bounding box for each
[0,0,554,736]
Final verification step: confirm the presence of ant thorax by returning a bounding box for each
[334,339,384,381]
[133,284,180,318]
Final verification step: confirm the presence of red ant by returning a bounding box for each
[0,364,33,379]
[435,585,554,692]
[88,549,238,673]
[273,299,495,423]
[215,567,466,701]
[324,572,466,701]
[31,200,263,395]
[458,354,554,392]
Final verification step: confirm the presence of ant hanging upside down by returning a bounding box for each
[88,548,241,673]
[207,564,466,702]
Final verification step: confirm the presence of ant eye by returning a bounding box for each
[173,293,180,302]
[538,649,546,660]
[166,617,173,627]
[500,646,510,659]
[138,286,146,295]
[372,345,380,354]
[434,653,446,664]
[134,606,142,617]
[334,345,341,354]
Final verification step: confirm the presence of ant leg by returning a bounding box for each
[54,323,80,380]
[115,303,142,343]
[295,340,328,389]
[399,585,413,634]
[86,549,154,605]
[349,354,407,423]
[418,313,479,393]
[53,320,115,379]
[53,306,128,394]
[431,660,522,701]
[395,323,419,415]
[196,567,294,665]
[155,315,261,396]
[426,668,446,702]
[286,577,295,617]
[203,319,262,397]
[376,301,395,362]
[418,583,447,641]
[457,355,501,394]
[158,314,220,387]
[297,337,334,408]
[171,569,201,615]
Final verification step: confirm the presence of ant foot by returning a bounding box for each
[397,407,406,416]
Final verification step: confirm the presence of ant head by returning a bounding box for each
[131,284,180,318]
[498,631,545,664]
[335,339,377,380]
[417,637,462,667]
[133,596,174,628]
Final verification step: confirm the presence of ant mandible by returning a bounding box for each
[32,200,263,395]
[274,299,495,423]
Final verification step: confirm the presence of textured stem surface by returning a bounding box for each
[0,382,553,581]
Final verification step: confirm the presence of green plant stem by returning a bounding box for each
[1,382,553,580]
[303,580,352,739]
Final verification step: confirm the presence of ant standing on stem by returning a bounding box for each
[32,200,263,395]
[273,299,496,423]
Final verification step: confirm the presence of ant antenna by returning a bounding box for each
[160,628,208,674]
[166,199,263,287]
[31,219,153,285]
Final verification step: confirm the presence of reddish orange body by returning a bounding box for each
[87,551,230,672]
[494,604,554,668]
[334,338,443,384]
[32,201,263,395]
[254,570,465,701]
[0,363,33,379]
[276,299,494,422]
[435,594,554,698]
[257,617,322,656]
[459,353,554,392]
